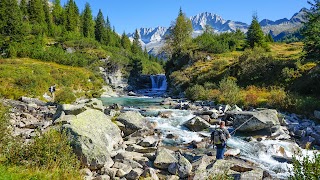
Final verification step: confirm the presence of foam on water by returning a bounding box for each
[146,109,204,144]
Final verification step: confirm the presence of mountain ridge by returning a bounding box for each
[128,8,308,55]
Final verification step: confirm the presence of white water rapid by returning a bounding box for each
[101,96,318,179]
[145,108,318,179]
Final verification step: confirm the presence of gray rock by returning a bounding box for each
[230,164,253,172]
[183,116,211,132]
[19,113,41,129]
[53,111,76,125]
[158,111,173,118]
[139,136,160,147]
[66,47,75,53]
[300,136,315,149]
[122,159,143,169]
[294,129,306,138]
[116,169,127,178]
[63,109,123,170]
[230,105,242,112]
[305,127,314,136]
[141,168,159,180]
[311,133,320,146]
[20,96,46,106]
[116,111,152,136]
[168,153,192,178]
[113,162,132,177]
[271,126,291,140]
[192,155,215,180]
[101,167,117,178]
[126,168,143,180]
[80,168,93,177]
[218,104,231,113]
[86,98,105,112]
[199,115,211,122]
[271,155,293,164]
[229,109,280,132]
[93,175,110,180]
[114,151,145,161]
[314,110,320,119]
[154,148,178,169]
[166,175,180,180]
[240,168,264,180]
[127,144,157,153]
[61,104,86,115]
[315,125,320,134]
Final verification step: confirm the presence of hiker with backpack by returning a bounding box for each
[211,121,231,160]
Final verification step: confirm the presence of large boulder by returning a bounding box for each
[228,109,280,132]
[116,111,152,136]
[153,148,178,169]
[192,155,215,180]
[63,109,123,170]
[168,153,192,178]
[183,116,211,132]
[206,158,263,179]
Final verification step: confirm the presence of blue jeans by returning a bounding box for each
[216,143,226,159]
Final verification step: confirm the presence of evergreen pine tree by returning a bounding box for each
[28,0,45,25]
[121,32,131,50]
[20,0,28,20]
[144,47,148,56]
[94,9,107,43]
[65,0,80,32]
[163,8,193,57]
[105,16,115,46]
[266,33,274,42]
[43,0,53,35]
[131,29,141,54]
[52,0,64,26]
[0,0,22,38]
[106,16,111,30]
[246,14,267,49]
[303,0,320,61]
[81,2,94,38]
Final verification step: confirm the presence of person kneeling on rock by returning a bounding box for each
[211,121,231,159]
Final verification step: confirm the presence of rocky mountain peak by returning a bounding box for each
[190,12,226,31]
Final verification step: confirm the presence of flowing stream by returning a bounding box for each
[100,79,317,179]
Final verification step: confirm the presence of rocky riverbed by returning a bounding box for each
[1,95,319,180]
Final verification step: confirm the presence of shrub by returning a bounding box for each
[0,102,81,179]
[185,84,206,101]
[289,153,320,180]
[2,129,81,179]
[27,130,80,173]
[218,77,242,105]
[236,47,276,85]
[267,86,287,108]
[54,87,76,104]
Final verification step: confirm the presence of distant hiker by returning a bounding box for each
[211,121,231,159]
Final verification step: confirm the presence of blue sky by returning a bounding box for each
[60,0,310,34]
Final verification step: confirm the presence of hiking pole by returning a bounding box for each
[230,116,254,135]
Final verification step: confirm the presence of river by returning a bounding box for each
[100,94,317,179]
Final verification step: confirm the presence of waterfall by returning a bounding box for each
[150,75,167,90]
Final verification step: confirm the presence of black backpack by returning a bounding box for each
[211,128,227,145]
